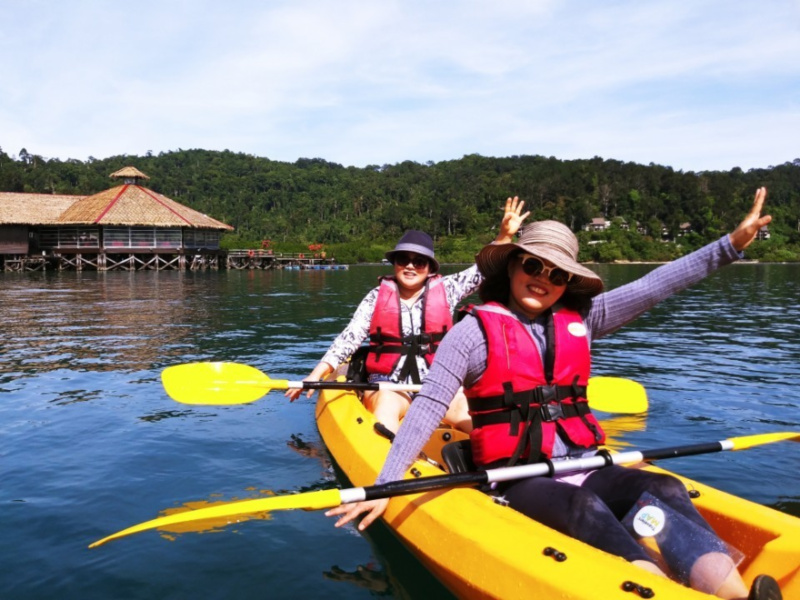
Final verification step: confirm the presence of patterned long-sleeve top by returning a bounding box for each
[376,235,742,484]
[320,264,483,382]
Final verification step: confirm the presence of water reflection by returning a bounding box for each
[1,272,216,375]
[154,491,279,540]
[47,388,104,406]
[138,409,195,423]
[323,564,392,596]
[287,433,330,463]
[597,414,648,450]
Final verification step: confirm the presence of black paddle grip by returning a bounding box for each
[363,471,488,501]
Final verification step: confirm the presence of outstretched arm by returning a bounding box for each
[586,187,771,340]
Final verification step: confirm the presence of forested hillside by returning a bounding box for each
[2,146,798,263]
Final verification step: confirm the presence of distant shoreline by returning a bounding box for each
[352,259,793,267]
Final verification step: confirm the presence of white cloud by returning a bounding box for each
[1,0,798,170]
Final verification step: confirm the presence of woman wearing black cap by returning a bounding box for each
[287,197,529,434]
[326,188,782,600]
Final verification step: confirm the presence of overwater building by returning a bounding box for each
[0,167,233,271]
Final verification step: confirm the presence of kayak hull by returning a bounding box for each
[315,388,800,599]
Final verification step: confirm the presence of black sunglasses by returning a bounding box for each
[393,252,430,270]
[518,255,573,286]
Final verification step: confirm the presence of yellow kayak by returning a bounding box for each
[315,387,800,600]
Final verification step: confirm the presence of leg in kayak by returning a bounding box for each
[363,389,473,434]
[499,466,781,599]
[583,466,755,599]
[362,389,411,434]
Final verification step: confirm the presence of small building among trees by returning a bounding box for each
[0,167,233,271]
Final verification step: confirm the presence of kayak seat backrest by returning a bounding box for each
[441,440,476,474]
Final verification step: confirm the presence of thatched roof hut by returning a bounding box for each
[57,184,233,230]
[0,167,232,231]
[110,166,150,180]
[0,193,85,225]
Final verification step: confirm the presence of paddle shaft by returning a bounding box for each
[348,439,738,503]
[289,380,421,393]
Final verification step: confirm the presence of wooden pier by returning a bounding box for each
[0,248,225,272]
[226,250,347,270]
[0,249,348,272]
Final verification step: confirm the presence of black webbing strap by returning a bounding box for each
[506,404,541,466]
[570,373,604,442]
[368,329,447,358]
[544,310,556,382]
[397,335,423,384]
[466,385,588,412]
[470,399,592,428]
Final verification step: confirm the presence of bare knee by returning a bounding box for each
[363,390,411,433]
[689,552,746,598]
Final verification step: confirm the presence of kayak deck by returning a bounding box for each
[316,388,800,600]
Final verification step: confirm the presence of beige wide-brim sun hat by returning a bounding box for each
[476,220,604,297]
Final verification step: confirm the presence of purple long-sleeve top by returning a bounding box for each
[375,235,742,484]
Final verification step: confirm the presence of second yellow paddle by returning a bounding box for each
[160,361,648,414]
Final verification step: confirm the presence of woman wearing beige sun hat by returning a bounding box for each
[327,189,785,600]
[476,219,604,299]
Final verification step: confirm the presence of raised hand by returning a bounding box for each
[495,196,531,243]
[729,187,771,251]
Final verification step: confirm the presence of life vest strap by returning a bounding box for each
[470,399,592,428]
[467,384,587,413]
[368,331,446,357]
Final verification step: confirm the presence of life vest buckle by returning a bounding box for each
[533,384,558,404]
[539,402,565,422]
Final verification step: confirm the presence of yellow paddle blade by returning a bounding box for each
[729,431,800,451]
[161,362,289,405]
[89,488,343,548]
[587,376,648,414]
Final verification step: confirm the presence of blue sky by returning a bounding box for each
[2,0,798,172]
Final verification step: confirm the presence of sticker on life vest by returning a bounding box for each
[632,505,665,537]
[567,322,587,337]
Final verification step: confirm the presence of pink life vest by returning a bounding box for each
[465,302,605,467]
[365,275,453,382]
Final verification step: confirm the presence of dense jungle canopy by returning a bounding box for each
[2,146,799,263]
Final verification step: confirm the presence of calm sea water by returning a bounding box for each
[2,263,799,599]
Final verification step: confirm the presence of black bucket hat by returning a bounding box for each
[385,230,439,273]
